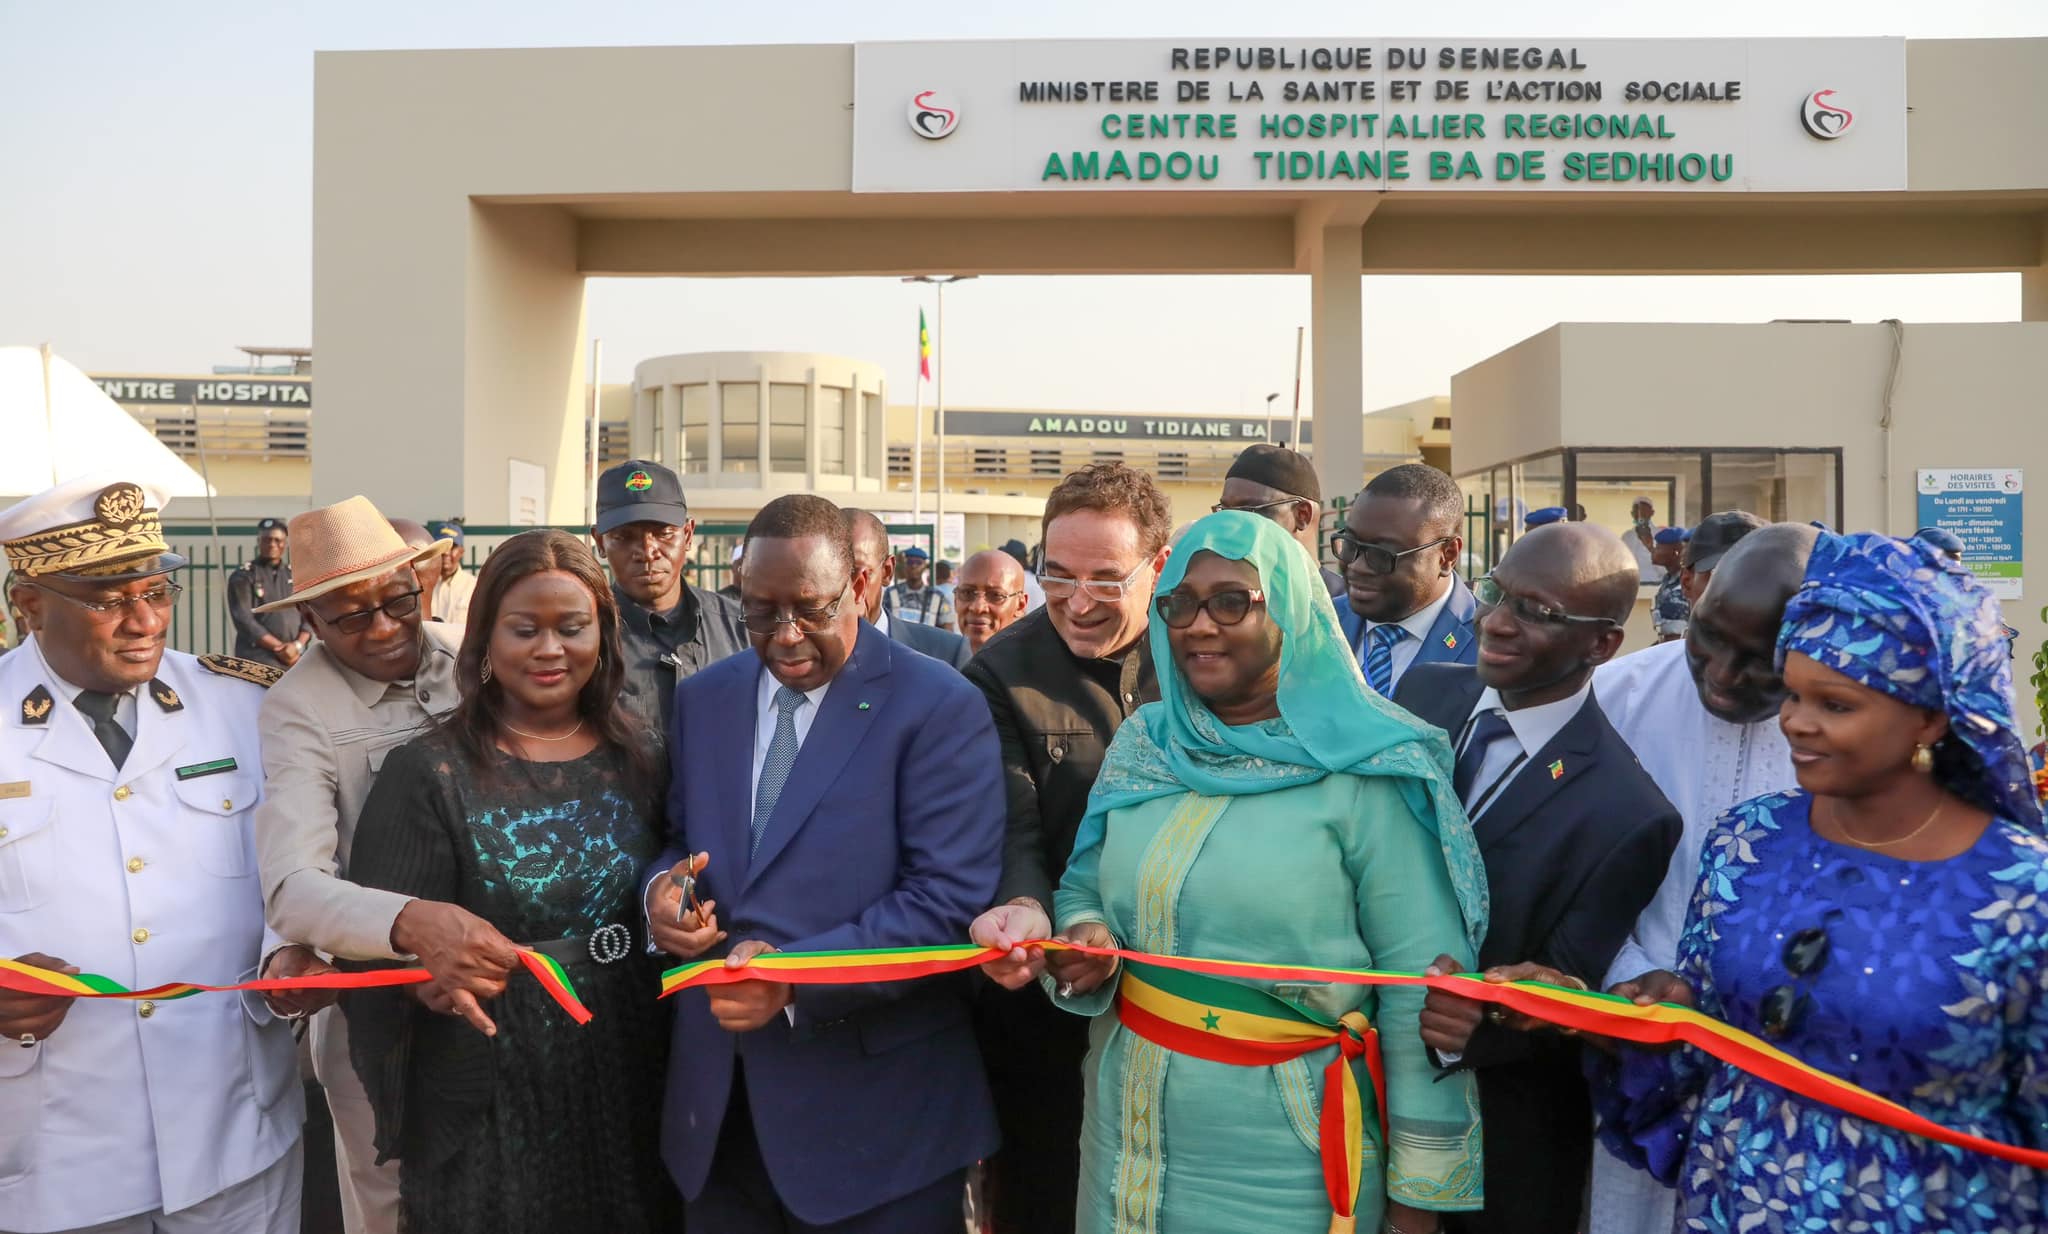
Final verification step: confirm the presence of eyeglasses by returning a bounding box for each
[1760,924,1831,1039]
[1328,532,1451,575]
[28,580,183,616]
[742,583,852,635]
[313,588,422,636]
[1040,558,1151,603]
[1155,588,1266,630]
[1472,576,1621,630]
[953,586,1024,607]
[1211,498,1304,516]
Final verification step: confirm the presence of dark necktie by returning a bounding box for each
[1452,709,1515,805]
[74,690,133,770]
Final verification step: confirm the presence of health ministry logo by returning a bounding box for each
[908,90,960,140]
[1800,89,1855,140]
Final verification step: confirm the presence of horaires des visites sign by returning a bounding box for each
[853,38,1905,193]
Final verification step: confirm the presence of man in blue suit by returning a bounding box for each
[1333,463,1479,695]
[643,494,1003,1232]
[844,509,972,669]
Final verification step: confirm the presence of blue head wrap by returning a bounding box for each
[1777,531,2040,830]
[1054,511,1489,952]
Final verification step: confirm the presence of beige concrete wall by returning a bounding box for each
[1450,329,1565,476]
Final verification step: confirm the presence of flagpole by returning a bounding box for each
[935,284,947,559]
[911,350,925,526]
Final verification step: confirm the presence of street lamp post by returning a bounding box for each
[901,274,976,560]
[1264,392,1280,444]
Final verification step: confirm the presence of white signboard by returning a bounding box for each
[855,38,1906,194]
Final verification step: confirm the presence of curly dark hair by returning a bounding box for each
[1041,461,1173,556]
[444,528,658,792]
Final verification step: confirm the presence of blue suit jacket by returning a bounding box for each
[1336,574,1479,688]
[882,614,972,670]
[648,624,1003,1223]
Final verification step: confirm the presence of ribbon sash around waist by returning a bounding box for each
[1115,961,1385,1230]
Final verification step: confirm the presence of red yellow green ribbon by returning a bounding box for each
[1115,962,1382,1228]
[659,939,2048,1173]
[0,949,591,1025]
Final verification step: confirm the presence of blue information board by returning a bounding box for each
[1916,469,2023,600]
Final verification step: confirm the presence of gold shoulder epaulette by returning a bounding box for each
[198,654,284,688]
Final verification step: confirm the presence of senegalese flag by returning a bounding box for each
[918,308,932,381]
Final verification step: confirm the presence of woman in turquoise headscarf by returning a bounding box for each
[975,511,1488,1234]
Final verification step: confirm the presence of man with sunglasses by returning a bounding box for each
[249,496,521,1234]
[1215,443,1345,597]
[1333,463,1478,696]
[0,474,329,1234]
[1395,522,1681,1234]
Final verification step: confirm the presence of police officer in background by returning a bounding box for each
[226,517,309,669]
[0,473,337,1234]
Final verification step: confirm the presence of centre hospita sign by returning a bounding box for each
[853,38,1906,193]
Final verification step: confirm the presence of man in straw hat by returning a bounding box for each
[250,496,520,1234]
[0,472,333,1233]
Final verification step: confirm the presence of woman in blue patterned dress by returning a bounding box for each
[1555,530,2048,1234]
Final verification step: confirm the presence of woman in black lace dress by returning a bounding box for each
[344,529,680,1233]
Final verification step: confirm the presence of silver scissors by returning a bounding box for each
[670,862,707,925]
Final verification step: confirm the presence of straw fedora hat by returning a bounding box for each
[253,495,452,612]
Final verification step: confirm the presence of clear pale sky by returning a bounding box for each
[2,1,2042,416]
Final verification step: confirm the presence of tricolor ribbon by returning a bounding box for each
[0,949,591,1025]
[10,939,2044,1175]
[659,939,2048,1174]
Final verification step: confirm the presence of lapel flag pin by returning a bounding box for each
[858,701,871,711]
[1549,759,1565,780]
[1442,632,1458,649]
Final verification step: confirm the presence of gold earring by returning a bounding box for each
[1912,744,1935,774]
[479,654,493,685]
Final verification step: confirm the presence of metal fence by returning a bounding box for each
[150,519,937,657]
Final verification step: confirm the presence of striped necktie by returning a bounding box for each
[1362,624,1407,696]
[751,685,808,856]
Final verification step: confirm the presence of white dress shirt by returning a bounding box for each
[751,665,832,820]
[1453,681,1593,819]
[60,675,140,743]
[872,609,891,639]
[1359,580,1455,687]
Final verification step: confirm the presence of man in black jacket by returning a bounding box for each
[1394,522,1681,1234]
[962,462,1171,1234]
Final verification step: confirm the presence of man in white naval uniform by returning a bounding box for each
[1585,523,1818,1234]
[0,475,334,1234]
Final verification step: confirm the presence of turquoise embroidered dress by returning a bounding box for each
[1052,513,1488,1234]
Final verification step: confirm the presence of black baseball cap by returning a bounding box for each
[595,460,691,536]
[255,517,287,534]
[1682,511,1767,572]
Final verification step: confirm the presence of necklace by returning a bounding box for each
[500,717,585,743]
[1830,795,1944,849]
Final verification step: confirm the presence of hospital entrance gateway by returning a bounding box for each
[313,36,2048,532]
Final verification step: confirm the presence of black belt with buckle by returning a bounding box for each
[530,922,635,967]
